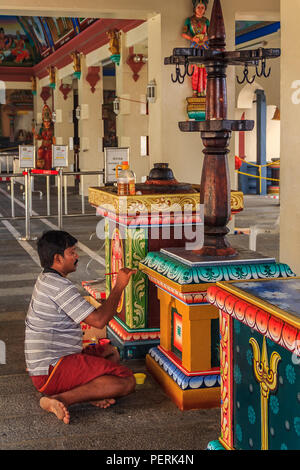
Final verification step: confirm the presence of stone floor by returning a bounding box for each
[0,181,282,453]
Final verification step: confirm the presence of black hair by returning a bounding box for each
[37,230,78,268]
[192,0,209,10]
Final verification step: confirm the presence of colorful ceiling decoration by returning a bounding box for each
[0,16,97,67]
[235,21,280,45]
[0,16,143,83]
[0,16,279,71]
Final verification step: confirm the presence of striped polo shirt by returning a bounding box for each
[25,269,95,376]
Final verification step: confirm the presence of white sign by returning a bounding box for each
[19,145,35,169]
[52,145,68,168]
[104,147,129,184]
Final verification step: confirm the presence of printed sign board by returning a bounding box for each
[104,147,129,184]
[52,145,68,168]
[19,146,35,169]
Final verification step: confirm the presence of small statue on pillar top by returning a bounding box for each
[182,0,210,120]
[107,29,121,66]
[33,104,56,170]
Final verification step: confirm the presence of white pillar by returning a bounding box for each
[53,77,74,185]
[78,55,104,195]
[280,0,300,274]
[115,32,149,183]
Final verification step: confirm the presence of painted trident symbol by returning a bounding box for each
[249,336,281,450]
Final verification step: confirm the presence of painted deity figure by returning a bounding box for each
[182,0,210,97]
[111,229,124,314]
[11,31,30,64]
[107,29,121,56]
[33,104,56,170]
[0,27,12,64]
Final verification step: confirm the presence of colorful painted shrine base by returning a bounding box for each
[107,317,160,360]
[146,353,220,411]
[92,187,206,360]
[207,276,300,451]
[139,248,296,412]
[207,440,227,450]
[107,327,159,360]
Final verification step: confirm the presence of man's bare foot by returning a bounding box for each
[90,398,116,409]
[40,396,70,424]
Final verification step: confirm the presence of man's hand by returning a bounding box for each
[115,268,137,291]
[84,268,137,330]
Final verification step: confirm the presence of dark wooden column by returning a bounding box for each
[165,0,279,259]
[197,0,236,257]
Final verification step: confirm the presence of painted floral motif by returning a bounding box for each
[293,417,300,437]
[140,252,295,286]
[246,348,253,365]
[270,395,279,415]
[248,405,256,424]
[234,364,242,384]
[286,364,296,385]
[236,424,243,442]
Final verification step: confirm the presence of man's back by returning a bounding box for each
[25,270,95,376]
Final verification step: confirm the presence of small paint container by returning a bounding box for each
[134,373,146,385]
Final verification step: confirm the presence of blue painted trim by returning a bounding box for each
[103,68,116,77]
[148,347,220,391]
[41,18,54,48]
[236,22,280,45]
[72,18,80,34]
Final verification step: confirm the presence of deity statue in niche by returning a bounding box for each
[110,228,124,314]
[182,0,210,120]
[33,104,56,170]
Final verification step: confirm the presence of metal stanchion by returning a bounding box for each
[46,175,50,216]
[80,174,85,214]
[28,171,33,217]
[11,176,15,218]
[64,174,68,215]
[19,169,37,241]
[57,168,63,229]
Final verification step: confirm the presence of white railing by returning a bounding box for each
[0,169,105,241]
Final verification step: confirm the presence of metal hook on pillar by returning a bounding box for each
[237,64,256,85]
[256,58,271,78]
[185,58,194,77]
[171,63,186,84]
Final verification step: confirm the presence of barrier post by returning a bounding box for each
[81,174,85,214]
[64,174,68,215]
[19,169,37,241]
[57,168,63,229]
[10,176,15,218]
[46,175,50,216]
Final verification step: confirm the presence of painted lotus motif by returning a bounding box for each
[268,316,284,343]
[255,309,269,335]
[282,323,298,351]
[207,282,300,356]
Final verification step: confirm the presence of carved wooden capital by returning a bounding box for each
[59,82,72,100]
[86,66,101,93]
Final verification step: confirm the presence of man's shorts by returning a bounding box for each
[30,344,133,396]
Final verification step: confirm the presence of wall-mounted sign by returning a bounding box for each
[52,145,68,168]
[104,147,129,184]
[19,146,36,169]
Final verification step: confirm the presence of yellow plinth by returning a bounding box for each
[157,289,219,372]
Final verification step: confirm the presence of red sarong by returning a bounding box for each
[30,344,133,396]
